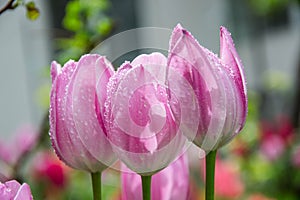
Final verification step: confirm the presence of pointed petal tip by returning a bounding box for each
[173,23,191,36]
[50,61,62,83]
[119,61,133,71]
[15,183,33,200]
[220,26,228,33]
[219,26,248,129]
[175,23,183,30]
[96,55,114,71]
[220,26,233,41]
[96,56,106,63]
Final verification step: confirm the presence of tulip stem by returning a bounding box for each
[205,150,217,200]
[141,175,152,200]
[91,172,102,200]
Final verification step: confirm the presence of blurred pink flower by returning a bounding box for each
[0,180,33,200]
[260,132,285,161]
[49,54,117,172]
[201,158,244,199]
[0,125,37,165]
[121,154,189,200]
[214,159,244,199]
[168,24,247,151]
[259,116,294,161]
[32,151,70,188]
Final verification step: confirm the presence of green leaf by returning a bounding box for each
[26,1,39,20]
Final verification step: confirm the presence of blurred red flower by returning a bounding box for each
[32,151,70,188]
[259,115,294,161]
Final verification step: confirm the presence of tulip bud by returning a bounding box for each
[105,53,198,175]
[49,54,116,172]
[168,24,247,151]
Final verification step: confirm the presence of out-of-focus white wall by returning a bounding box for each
[0,0,51,138]
[135,0,227,53]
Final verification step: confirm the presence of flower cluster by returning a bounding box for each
[49,23,246,172]
[48,24,247,199]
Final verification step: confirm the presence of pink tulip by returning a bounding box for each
[121,154,189,200]
[104,52,197,174]
[49,54,116,172]
[168,24,247,151]
[0,180,33,200]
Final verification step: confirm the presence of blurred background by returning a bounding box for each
[0,0,300,199]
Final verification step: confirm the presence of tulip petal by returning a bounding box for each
[220,26,247,131]
[105,54,188,174]
[0,181,33,200]
[64,58,104,172]
[71,54,116,168]
[49,60,79,169]
[50,61,61,83]
[14,183,32,200]
[3,180,21,198]
[203,49,239,147]
[131,52,167,68]
[168,24,227,151]
[131,54,199,152]
[95,56,115,119]
[108,65,180,151]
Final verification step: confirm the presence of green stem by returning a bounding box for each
[205,150,217,200]
[141,175,152,200]
[91,172,102,200]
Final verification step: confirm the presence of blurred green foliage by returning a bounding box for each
[248,0,291,16]
[56,0,113,63]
